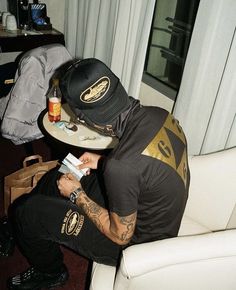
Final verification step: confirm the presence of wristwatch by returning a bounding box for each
[69,187,83,203]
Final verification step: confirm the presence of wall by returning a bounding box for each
[43,0,65,33]
[139,83,174,112]
[0,0,65,65]
[0,0,7,11]
[0,0,65,31]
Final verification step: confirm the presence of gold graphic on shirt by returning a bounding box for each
[176,147,188,187]
[164,113,186,143]
[142,114,188,187]
[61,209,84,236]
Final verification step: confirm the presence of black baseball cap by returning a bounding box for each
[60,58,130,126]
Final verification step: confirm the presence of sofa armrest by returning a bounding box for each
[120,230,236,278]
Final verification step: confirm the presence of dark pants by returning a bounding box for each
[11,168,121,274]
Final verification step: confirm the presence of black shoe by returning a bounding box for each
[0,216,15,257]
[7,265,69,290]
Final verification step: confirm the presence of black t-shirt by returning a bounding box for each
[103,105,190,245]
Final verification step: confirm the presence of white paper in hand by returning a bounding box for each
[58,153,89,180]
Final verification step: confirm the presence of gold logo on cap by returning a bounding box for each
[80,77,110,103]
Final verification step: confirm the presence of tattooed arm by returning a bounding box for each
[58,173,137,245]
[77,191,137,245]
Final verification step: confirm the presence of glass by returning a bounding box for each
[145,0,200,90]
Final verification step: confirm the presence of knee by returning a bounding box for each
[11,194,41,227]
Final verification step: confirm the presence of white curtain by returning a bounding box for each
[64,0,155,98]
[173,0,236,155]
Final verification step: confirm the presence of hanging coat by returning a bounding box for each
[0,43,72,145]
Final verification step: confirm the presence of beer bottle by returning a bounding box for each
[48,78,62,122]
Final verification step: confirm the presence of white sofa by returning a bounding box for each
[89,147,236,290]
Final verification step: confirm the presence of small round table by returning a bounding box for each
[38,103,118,151]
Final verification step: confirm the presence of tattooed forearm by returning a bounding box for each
[78,194,105,233]
[76,191,136,245]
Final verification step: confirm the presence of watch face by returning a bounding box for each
[70,192,77,203]
[69,188,81,203]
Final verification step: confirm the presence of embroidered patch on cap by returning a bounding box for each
[80,76,110,103]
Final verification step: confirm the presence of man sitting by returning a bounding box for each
[7,58,190,290]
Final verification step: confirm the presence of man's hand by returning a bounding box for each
[78,152,103,172]
[57,173,81,199]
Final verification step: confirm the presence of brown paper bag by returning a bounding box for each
[4,155,59,214]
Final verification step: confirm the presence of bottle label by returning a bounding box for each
[49,101,61,117]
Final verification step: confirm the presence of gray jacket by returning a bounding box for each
[0,44,72,144]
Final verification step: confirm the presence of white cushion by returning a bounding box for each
[178,215,211,236]
[185,148,236,230]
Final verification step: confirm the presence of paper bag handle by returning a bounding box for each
[23,155,43,168]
